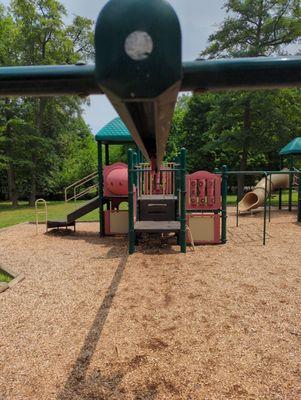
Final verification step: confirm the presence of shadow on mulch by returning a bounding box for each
[47,227,127,249]
[57,252,129,400]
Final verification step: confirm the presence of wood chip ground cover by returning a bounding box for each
[0,210,300,399]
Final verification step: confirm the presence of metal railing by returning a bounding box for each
[35,199,48,234]
[64,171,98,206]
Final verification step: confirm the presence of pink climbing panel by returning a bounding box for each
[186,171,221,211]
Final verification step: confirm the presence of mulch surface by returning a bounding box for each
[0,209,300,399]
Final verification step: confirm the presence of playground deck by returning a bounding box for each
[0,210,301,399]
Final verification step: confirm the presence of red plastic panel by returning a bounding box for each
[186,171,221,210]
[104,163,128,197]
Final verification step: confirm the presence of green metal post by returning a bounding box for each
[221,165,228,244]
[298,172,301,222]
[128,148,135,254]
[180,148,187,253]
[279,156,283,210]
[263,174,268,245]
[133,152,138,186]
[98,141,104,236]
[175,153,181,220]
[105,144,110,166]
[268,175,272,223]
[236,175,239,228]
[289,155,293,212]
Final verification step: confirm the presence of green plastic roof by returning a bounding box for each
[279,137,301,156]
[95,117,134,144]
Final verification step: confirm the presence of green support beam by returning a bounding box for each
[297,172,301,222]
[0,64,101,96]
[98,142,104,237]
[221,165,228,244]
[180,148,187,253]
[128,148,135,254]
[288,155,294,212]
[182,56,301,92]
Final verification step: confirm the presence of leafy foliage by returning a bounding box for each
[169,0,301,198]
[0,0,97,206]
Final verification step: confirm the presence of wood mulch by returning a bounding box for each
[0,209,300,399]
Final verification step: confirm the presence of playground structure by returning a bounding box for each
[43,119,301,252]
[220,167,301,245]
[238,170,290,212]
[45,118,229,253]
[239,138,301,213]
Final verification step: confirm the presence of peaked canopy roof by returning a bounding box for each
[95,117,134,144]
[279,137,301,156]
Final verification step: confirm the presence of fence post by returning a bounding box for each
[288,155,293,212]
[298,171,301,222]
[128,149,135,254]
[180,148,187,253]
[263,173,268,245]
[221,165,228,244]
[98,141,104,237]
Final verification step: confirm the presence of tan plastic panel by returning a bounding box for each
[110,211,129,234]
[189,215,215,242]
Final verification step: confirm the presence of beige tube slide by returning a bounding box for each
[238,169,289,212]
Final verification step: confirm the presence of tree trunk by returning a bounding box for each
[7,163,19,207]
[29,172,36,207]
[4,98,19,207]
[237,98,251,200]
[29,97,47,206]
[237,147,248,200]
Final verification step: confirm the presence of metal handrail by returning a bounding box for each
[64,171,98,203]
[65,171,98,192]
[68,184,98,203]
[35,199,48,234]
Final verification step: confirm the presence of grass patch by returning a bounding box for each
[0,191,298,229]
[0,200,128,229]
[0,269,13,283]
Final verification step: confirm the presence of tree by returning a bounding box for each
[0,0,96,206]
[202,0,301,198]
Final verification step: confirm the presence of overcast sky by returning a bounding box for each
[2,0,225,133]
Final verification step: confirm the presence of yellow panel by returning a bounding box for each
[110,212,129,234]
[189,215,215,242]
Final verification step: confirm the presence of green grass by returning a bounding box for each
[0,269,13,283]
[0,200,100,229]
[0,200,129,229]
[0,190,298,229]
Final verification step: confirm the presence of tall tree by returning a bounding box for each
[0,0,95,206]
[202,0,301,198]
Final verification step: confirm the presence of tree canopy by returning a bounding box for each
[0,0,97,206]
[168,0,301,198]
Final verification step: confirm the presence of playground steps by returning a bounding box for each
[66,196,99,223]
[134,220,180,233]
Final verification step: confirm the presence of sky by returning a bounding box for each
[1,0,225,134]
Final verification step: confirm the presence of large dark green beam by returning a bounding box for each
[0,64,102,96]
[95,0,182,169]
[181,56,301,92]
